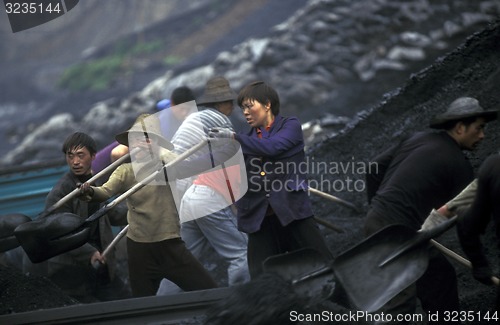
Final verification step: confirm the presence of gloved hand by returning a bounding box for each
[420,209,448,231]
[208,127,235,139]
[77,182,94,201]
[472,265,495,285]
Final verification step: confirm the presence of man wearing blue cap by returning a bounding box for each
[92,86,196,174]
[157,86,196,140]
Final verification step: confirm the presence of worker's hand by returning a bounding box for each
[208,127,235,139]
[472,265,495,285]
[420,209,448,231]
[90,250,106,269]
[77,182,94,201]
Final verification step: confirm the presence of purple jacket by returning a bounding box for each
[92,141,119,174]
[235,115,313,233]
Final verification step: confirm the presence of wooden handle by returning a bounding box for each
[92,225,128,269]
[314,216,344,233]
[308,187,360,212]
[431,239,500,286]
[103,225,128,258]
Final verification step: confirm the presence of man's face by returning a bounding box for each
[459,117,487,150]
[66,146,94,176]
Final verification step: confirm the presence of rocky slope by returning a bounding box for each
[1,0,499,167]
[0,0,303,164]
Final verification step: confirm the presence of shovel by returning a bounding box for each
[15,140,208,263]
[92,225,129,269]
[308,187,361,213]
[0,149,135,253]
[0,213,32,252]
[332,216,457,312]
[263,248,335,301]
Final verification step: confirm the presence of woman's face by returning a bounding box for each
[240,98,273,128]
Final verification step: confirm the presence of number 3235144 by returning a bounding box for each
[5,2,62,14]
[443,310,498,322]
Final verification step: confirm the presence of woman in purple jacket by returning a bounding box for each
[210,81,332,278]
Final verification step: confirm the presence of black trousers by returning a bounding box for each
[127,237,217,297]
[247,215,332,279]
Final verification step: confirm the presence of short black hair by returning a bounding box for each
[171,86,196,105]
[237,81,280,115]
[62,132,97,155]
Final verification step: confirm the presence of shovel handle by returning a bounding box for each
[103,225,128,258]
[430,239,500,286]
[314,216,344,233]
[92,225,129,269]
[308,187,361,213]
[291,265,332,285]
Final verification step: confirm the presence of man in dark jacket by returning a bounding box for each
[457,153,500,312]
[365,97,498,323]
[27,132,128,302]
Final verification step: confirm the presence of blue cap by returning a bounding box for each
[156,99,171,110]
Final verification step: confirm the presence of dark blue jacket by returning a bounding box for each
[235,115,313,233]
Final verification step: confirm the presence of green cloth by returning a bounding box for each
[446,178,478,214]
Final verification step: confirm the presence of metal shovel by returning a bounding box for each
[0,213,32,252]
[263,248,335,301]
[332,216,457,313]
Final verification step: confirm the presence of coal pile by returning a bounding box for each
[205,273,369,325]
[0,266,79,315]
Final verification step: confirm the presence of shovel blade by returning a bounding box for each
[0,213,31,252]
[333,224,429,312]
[14,213,90,263]
[263,248,335,300]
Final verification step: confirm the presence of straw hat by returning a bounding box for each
[429,97,498,129]
[115,114,174,150]
[197,76,237,105]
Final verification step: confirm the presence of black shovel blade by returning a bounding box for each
[0,213,31,252]
[333,224,429,313]
[263,248,335,300]
[378,216,457,267]
[14,213,90,263]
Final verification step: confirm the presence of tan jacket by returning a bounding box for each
[91,152,180,243]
